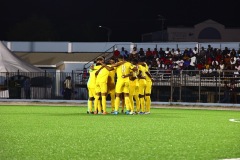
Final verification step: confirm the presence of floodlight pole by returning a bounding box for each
[99,25,112,42]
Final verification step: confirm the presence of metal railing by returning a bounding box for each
[0,70,239,103]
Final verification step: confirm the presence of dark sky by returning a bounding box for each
[0,0,239,42]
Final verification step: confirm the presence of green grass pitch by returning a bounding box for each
[0,105,240,160]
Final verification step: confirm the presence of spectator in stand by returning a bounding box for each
[219,60,225,73]
[146,48,153,61]
[120,47,128,59]
[215,49,223,62]
[189,53,197,76]
[237,49,240,59]
[152,48,159,59]
[193,47,198,55]
[230,56,236,66]
[211,59,219,76]
[182,48,189,57]
[175,59,184,70]
[124,49,129,59]
[183,57,191,71]
[138,48,145,62]
[196,61,205,71]
[224,54,231,69]
[170,48,175,56]
[188,48,194,57]
[129,46,139,61]
[222,47,230,56]
[235,60,240,72]
[165,47,170,56]
[206,47,214,64]
[182,51,189,61]
[212,59,219,67]
[151,58,158,70]
[113,48,120,59]
[200,47,207,58]
[174,48,181,58]
[158,48,165,58]
[157,58,165,71]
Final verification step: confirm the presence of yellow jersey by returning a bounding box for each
[87,65,101,88]
[96,66,110,83]
[108,65,116,85]
[116,61,133,82]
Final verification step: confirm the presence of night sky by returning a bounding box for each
[0,0,239,42]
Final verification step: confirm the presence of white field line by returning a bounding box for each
[229,119,240,123]
[220,158,240,160]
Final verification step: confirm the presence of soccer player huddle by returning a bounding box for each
[87,55,154,115]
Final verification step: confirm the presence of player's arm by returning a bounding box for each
[129,72,137,81]
[146,71,154,82]
[137,70,146,79]
[111,60,125,67]
[138,62,146,67]
[122,72,133,78]
[95,65,105,76]
[99,62,114,71]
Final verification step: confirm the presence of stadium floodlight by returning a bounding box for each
[98,25,112,42]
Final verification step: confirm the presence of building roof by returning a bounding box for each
[15,52,105,66]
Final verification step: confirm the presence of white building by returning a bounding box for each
[142,19,240,42]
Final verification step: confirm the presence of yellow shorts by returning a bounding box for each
[115,80,129,94]
[129,79,138,96]
[135,86,139,96]
[88,87,95,98]
[138,79,146,95]
[95,82,108,93]
[145,81,152,94]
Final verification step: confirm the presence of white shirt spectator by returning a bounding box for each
[190,56,196,66]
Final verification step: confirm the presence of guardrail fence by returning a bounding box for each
[0,70,239,103]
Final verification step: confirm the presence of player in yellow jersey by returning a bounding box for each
[137,61,147,114]
[112,55,137,115]
[93,56,114,115]
[129,58,140,113]
[87,62,101,114]
[107,58,116,113]
[87,64,95,114]
[144,62,154,114]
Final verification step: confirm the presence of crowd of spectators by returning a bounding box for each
[113,45,240,77]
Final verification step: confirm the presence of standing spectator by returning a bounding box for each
[189,53,197,76]
[229,81,237,103]
[220,82,230,103]
[24,77,31,99]
[63,76,73,100]
[193,47,198,55]
[120,47,129,59]
[113,48,120,59]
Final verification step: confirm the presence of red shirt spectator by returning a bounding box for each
[152,48,158,58]
[113,48,120,58]
[196,63,204,70]
[146,48,153,57]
